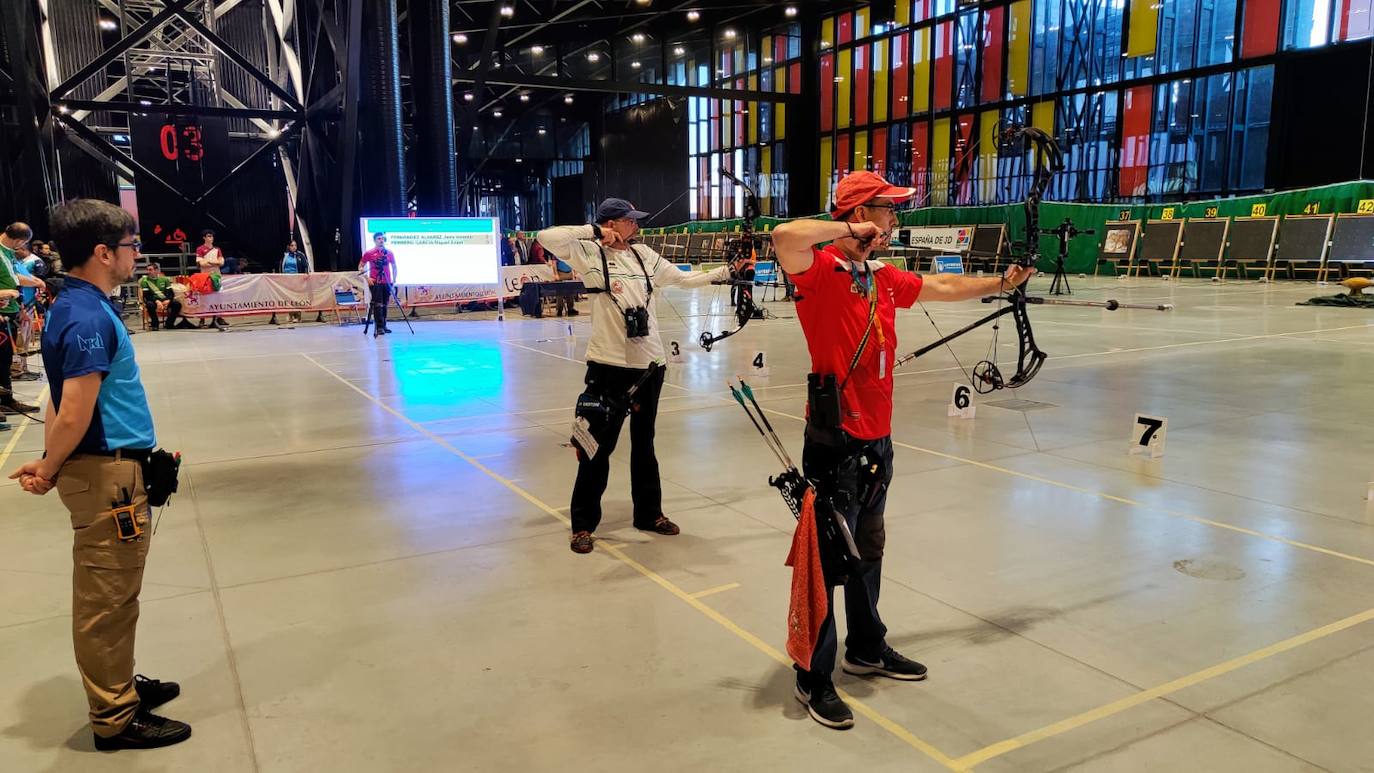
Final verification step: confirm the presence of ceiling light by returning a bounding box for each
[564,95,574,104]
[673,45,686,56]
[724,29,736,39]
[631,32,646,43]
[520,93,530,102]
[98,18,118,31]
[452,33,467,44]
[785,6,798,17]
[686,10,700,22]
[267,128,280,138]
[138,99,151,105]
[516,158,523,163]
[763,57,773,64]
[464,92,474,101]
[587,52,601,62]
[531,45,544,55]
[499,5,514,17]
[493,110,503,117]
[631,60,642,68]
[57,105,69,114]
[538,128,547,135]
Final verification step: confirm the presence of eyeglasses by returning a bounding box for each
[108,239,142,252]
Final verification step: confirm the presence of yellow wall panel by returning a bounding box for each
[931,117,950,207]
[1032,100,1055,135]
[912,27,930,114]
[822,17,835,50]
[897,0,911,26]
[1007,0,1031,98]
[776,101,786,140]
[838,48,853,128]
[872,39,888,123]
[979,109,999,203]
[748,100,758,145]
[855,131,869,172]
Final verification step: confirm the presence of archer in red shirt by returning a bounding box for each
[771,171,1036,731]
[359,232,397,337]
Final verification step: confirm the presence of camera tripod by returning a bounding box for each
[362,286,415,336]
[1041,217,1095,296]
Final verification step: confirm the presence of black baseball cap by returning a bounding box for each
[595,198,650,223]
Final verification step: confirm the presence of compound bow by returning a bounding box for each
[698,168,763,352]
[896,125,1170,393]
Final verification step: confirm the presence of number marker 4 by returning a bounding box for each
[751,351,770,377]
[668,340,684,363]
[1130,413,1167,458]
[948,383,976,419]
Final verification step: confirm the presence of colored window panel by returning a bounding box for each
[789,63,801,94]
[1242,0,1280,55]
[892,33,911,118]
[898,0,912,26]
[954,114,975,203]
[1127,0,1160,57]
[931,117,951,206]
[911,120,930,203]
[838,132,852,177]
[775,35,789,63]
[736,97,745,147]
[912,27,931,114]
[1120,85,1153,196]
[839,12,853,44]
[820,54,835,132]
[854,131,869,172]
[820,135,834,206]
[822,16,835,51]
[1032,100,1055,136]
[913,0,931,24]
[1341,0,1374,38]
[1007,0,1031,97]
[1284,0,1333,48]
[748,100,758,145]
[934,22,954,111]
[982,7,1006,103]
[777,100,787,140]
[978,109,998,203]
[838,48,853,128]
[873,40,889,123]
[855,8,869,39]
[855,44,871,126]
[873,127,889,175]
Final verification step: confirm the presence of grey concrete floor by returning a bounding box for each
[2,276,1373,772]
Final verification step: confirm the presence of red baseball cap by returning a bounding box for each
[829,171,917,219]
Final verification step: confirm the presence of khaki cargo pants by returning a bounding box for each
[56,454,152,738]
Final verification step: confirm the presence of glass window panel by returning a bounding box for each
[839,12,854,44]
[854,130,869,172]
[873,39,889,123]
[983,6,1006,103]
[1339,0,1374,38]
[1242,0,1282,55]
[892,32,911,118]
[913,27,932,114]
[820,135,835,207]
[820,54,835,132]
[888,123,912,186]
[873,127,889,176]
[1007,0,1032,97]
[1031,0,1061,95]
[855,44,871,125]
[931,117,952,206]
[934,21,954,111]
[838,132,852,177]
[1198,0,1238,65]
[1150,78,1198,196]
[953,114,976,203]
[955,11,979,109]
[1232,65,1273,189]
[913,0,931,24]
[1283,0,1334,48]
[934,0,957,18]
[912,120,930,204]
[838,48,853,128]
[1120,85,1153,197]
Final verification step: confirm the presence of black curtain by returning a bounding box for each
[597,99,689,226]
[1269,40,1374,189]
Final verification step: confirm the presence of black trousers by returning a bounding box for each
[371,283,392,329]
[142,291,182,330]
[569,361,666,534]
[796,433,895,687]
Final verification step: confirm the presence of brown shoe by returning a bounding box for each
[570,531,594,554]
[636,515,680,536]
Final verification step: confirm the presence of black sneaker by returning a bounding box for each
[842,647,928,681]
[93,710,192,751]
[794,680,854,730]
[133,675,181,710]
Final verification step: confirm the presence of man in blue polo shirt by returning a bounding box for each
[8,199,191,751]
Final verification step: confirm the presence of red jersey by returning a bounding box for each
[361,247,396,284]
[789,245,923,440]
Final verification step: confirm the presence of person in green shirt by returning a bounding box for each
[1,222,44,417]
[137,262,186,331]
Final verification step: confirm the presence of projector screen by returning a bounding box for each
[359,217,500,285]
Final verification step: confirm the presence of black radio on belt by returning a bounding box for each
[807,373,842,430]
[623,306,650,338]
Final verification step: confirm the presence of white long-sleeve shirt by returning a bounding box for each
[537,225,730,368]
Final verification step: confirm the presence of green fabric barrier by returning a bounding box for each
[646,180,1374,274]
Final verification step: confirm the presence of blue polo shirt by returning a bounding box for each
[41,276,155,453]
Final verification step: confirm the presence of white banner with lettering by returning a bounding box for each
[896,226,974,251]
[180,265,556,316]
[181,272,368,317]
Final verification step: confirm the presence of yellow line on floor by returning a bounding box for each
[599,542,627,549]
[954,605,1374,769]
[690,582,741,599]
[301,353,961,770]
[0,386,49,473]
[760,406,1374,570]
